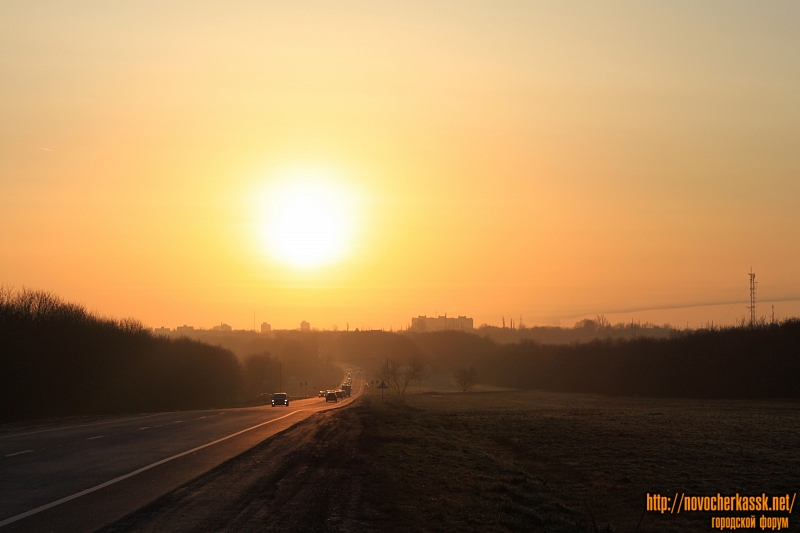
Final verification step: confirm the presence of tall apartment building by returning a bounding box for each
[300,320,310,332]
[411,315,473,332]
[261,322,272,333]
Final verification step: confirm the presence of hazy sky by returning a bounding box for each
[2,1,798,330]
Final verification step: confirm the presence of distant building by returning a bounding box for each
[153,327,171,336]
[260,322,272,333]
[300,320,310,332]
[176,325,194,335]
[212,323,232,332]
[411,315,473,332]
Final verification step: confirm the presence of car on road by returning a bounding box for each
[325,391,338,403]
[271,393,289,407]
[318,390,326,398]
[335,390,344,399]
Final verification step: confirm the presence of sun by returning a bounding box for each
[257,171,357,269]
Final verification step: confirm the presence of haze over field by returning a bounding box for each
[1,1,798,330]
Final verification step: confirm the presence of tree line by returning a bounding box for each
[480,320,800,398]
[0,289,339,423]
[3,287,798,424]
[182,324,800,399]
[474,315,675,345]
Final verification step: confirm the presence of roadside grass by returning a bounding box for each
[355,391,799,532]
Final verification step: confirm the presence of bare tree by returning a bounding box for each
[376,357,427,396]
[596,314,611,329]
[400,357,426,394]
[374,358,397,394]
[454,367,478,392]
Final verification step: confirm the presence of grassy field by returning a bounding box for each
[357,391,799,532]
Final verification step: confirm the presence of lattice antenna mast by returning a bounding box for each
[747,268,757,327]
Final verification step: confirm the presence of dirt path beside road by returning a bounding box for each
[99,400,372,533]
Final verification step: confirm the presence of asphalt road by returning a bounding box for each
[0,378,363,532]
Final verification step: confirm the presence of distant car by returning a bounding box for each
[335,390,344,399]
[271,393,289,407]
[325,391,338,402]
[255,392,272,404]
[318,390,326,398]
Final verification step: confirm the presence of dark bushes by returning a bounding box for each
[482,321,800,399]
[0,288,243,423]
[243,352,281,398]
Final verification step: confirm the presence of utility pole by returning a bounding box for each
[279,362,282,392]
[747,268,757,327]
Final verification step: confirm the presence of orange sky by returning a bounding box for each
[1,2,798,330]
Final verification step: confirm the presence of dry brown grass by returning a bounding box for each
[358,391,799,532]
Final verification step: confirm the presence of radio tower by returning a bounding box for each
[747,268,757,327]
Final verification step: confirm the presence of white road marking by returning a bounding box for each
[0,413,169,440]
[138,427,150,430]
[5,450,34,458]
[0,403,306,441]
[86,436,104,440]
[0,375,364,528]
[0,409,310,528]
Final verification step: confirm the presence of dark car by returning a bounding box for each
[335,390,344,399]
[318,390,326,398]
[271,393,289,407]
[325,391,338,403]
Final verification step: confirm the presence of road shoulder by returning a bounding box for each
[98,398,371,533]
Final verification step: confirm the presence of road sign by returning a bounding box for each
[378,380,387,403]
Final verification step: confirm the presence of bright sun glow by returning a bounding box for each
[258,170,357,269]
